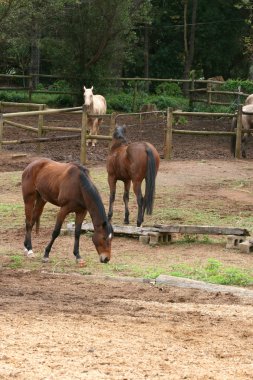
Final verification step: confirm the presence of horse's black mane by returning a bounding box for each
[76,163,113,235]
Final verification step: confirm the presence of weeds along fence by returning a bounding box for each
[0,102,245,162]
[0,74,80,102]
[0,73,250,109]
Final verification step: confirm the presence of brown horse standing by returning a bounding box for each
[22,158,113,264]
[106,126,160,227]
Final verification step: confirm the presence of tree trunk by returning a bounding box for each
[183,0,198,96]
[29,21,40,89]
[144,22,149,91]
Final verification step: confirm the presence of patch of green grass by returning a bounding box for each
[9,255,24,269]
[170,259,253,286]
[101,262,166,279]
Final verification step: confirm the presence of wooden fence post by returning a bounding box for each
[164,107,173,160]
[0,113,3,152]
[109,112,116,148]
[207,81,212,105]
[37,104,44,155]
[80,105,87,164]
[132,81,138,112]
[235,104,242,159]
[28,76,33,103]
[189,75,195,110]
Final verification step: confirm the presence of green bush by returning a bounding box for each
[220,79,253,94]
[0,90,28,103]
[148,94,188,110]
[155,82,182,97]
[48,80,71,92]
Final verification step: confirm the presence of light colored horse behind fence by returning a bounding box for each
[83,86,107,147]
[231,94,253,158]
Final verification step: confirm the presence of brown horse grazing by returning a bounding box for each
[106,126,160,227]
[22,158,113,264]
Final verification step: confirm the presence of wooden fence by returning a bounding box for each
[0,73,250,109]
[0,101,247,163]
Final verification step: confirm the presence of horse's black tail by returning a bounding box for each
[145,146,157,215]
[230,117,237,157]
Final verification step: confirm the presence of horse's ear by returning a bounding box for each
[91,86,94,91]
[83,86,86,91]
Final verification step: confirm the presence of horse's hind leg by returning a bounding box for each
[43,207,69,262]
[73,211,87,263]
[108,176,117,222]
[24,194,46,257]
[123,180,131,224]
[23,193,36,256]
[133,181,144,227]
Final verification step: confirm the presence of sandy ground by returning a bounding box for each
[1,270,253,380]
[1,111,253,379]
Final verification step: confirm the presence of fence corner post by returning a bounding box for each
[0,113,3,153]
[164,107,173,160]
[235,104,242,159]
[80,105,87,164]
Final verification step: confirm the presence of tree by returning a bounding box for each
[235,0,253,79]
[182,0,198,94]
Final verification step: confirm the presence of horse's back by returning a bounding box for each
[93,95,107,114]
[242,104,253,127]
[245,94,253,105]
[127,142,159,166]
[22,159,83,205]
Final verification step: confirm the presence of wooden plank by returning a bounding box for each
[74,223,250,237]
[3,106,82,118]
[4,119,37,132]
[154,224,250,236]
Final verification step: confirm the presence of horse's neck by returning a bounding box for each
[110,139,128,152]
[86,101,94,113]
[80,180,106,227]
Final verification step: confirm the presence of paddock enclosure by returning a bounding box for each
[1,104,253,379]
[1,102,253,170]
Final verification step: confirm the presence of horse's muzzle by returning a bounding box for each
[99,254,110,264]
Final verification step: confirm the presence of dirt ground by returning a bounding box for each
[1,111,253,379]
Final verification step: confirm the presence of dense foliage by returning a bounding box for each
[0,0,252,92]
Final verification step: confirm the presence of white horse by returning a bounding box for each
[245,94,253,105]
[83,86,107,147]
[231,96,253,158]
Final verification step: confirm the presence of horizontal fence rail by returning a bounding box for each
[0,101,245,163]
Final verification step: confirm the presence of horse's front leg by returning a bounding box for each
[73,211,86,264]
[43,207,69,262]
[123,180,131,224]
[108,176,117,222]
[86,118,92,147]
[242,133,250,158]
[91,118,99,147]
[133,181,144,227]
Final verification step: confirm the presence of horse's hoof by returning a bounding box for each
[76,258,85,267]
[24,248,35,258]
[42,257,49,263]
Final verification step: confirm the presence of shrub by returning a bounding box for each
[220,79,253,94]
[155,82,183,97]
